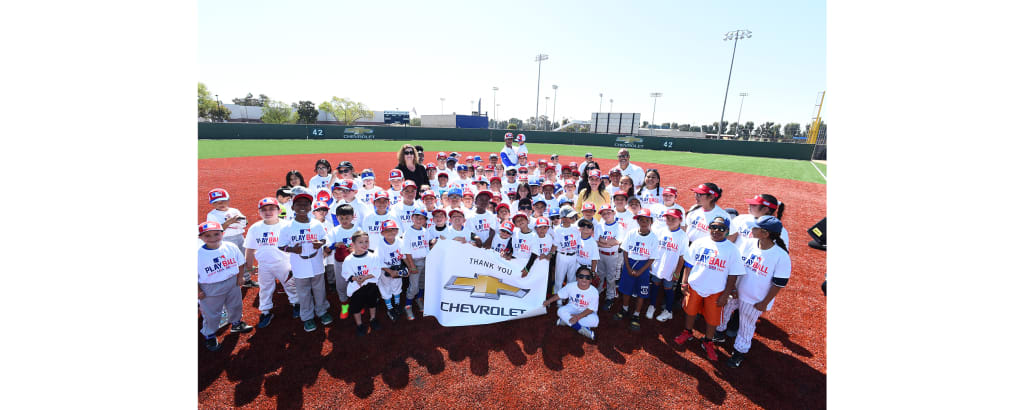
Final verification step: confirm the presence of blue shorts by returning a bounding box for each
[618,257,651,299]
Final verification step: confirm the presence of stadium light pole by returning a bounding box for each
[719,29,752,138]
[544,96,550,130]
[534,53,549,130]
[470,100,474,114]
[492,86,498,128]
[650,92,663,130]
[735,92,749,137]
[609,98,613,112]
[552,85,558,129]
[599,93,603,112]
[440,97,445,114]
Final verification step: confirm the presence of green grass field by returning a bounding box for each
[199,139,826,184]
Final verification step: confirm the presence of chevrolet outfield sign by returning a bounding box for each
[614,135,645,148]
[342,127,375,139]
[425,240,546,326]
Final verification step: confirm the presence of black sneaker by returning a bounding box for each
[385,307,398,322]
[712,330,727,343]
[292,304,300,319]
[356,323,368,337]
[257,313,274,329]
[628,315,641,331]
[204,336,220,352]
[369,318,381,330]
[600,299,613,312]
[727,351,745,368]
[243,279,259,288]
[230,321,254,333]
[613,309,628,321]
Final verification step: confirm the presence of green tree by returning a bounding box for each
[293,100,319,124]
[232,93,260,106]
[642,121,650,128]
[260,100,295,124]
[411,118,422,126]
[198,82,231,121]
[784,122,802,139]
[671,122,679,129]
[318,96,373,125]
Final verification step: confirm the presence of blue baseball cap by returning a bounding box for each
[754,215,782,233]
[360,171,375,179]
[528,178,540,187]
[446,187,463,197]
[411,208,428,218]
[548,209,560,218]
[474,155,482,161]
[456,164,468,171]
[558,197,571,206]
[709,215,731,229]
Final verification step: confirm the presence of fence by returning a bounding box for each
[198,123,818,160]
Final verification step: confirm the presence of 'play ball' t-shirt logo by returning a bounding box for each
[694,247,726,270]
[257,231,278,246]
[658,236,679,252]
[204,254,239,275]
[742,254,769,276]
[628,241,650,257]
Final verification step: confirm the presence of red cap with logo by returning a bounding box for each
[257,197,279,209]
[208,188,229,204]
[588,170,601,178]
[314,200,330,210]
[663,187,678,197]
[534,217,550,227]
[198,221,223,235]
[437,152,447,159]
[745,194,778,209]
[422,190,437,199]
[402,180,418,189]
[499,221,515,233]
[425,163,437,170]
[634,208,653,219]
[598,204,615,214]
[581,202,597,212]
[381,219,400,230]
[448,208,465,217]
[663,208,684,219]
[373,191,389,201]
[389,169,403,180]
[691,183,720,197]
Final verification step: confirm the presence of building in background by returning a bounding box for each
[219,104,408,125]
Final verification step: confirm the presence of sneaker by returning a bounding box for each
[628,317,641,331]
[613,309,628,321]
[319,312,333,326]
[673,329,694,345]
[356,323,368,337]
[257,313,274,329]
[369,318,381,330]
[726,351,745,368]
[230,321,254,333]
[218,309,230,329]
[701,339,719,361]
[292,304,300,319]
[645,305,656,319]
[243,279,259,288]
[578,327,595,340]
[339,303,350,320]
[656,310,673,322]
[385,307,398,322]
[415,298,424,312]
[204,336,220,352]
[556,318,568,327]
[600,299,613,312]
[405,305,415,321]
[712,330,728,343]
[303,319,316,332]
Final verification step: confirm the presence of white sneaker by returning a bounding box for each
[645,305,656,319]
[556,318,568,326]
[656,310,674,322]
[578,327,595,340]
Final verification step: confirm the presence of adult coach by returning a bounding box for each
[395,144,428,189]
[499,133,519,167]
[612,149,645,187]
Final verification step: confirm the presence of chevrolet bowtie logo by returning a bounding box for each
[444,274,529,300]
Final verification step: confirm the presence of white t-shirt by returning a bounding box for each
[466,211,498,243]
[651,226,689,281]
[441,225,472,243]
[648,203,684,231]
[638,186,663,208]
[243,220,290,270]
[427,224,448,244]
[553,225,581,254]
[356,185,384,206]
[386,188,403,206]
[684,236,745,297]
[557,282,599,315]
[517,143,528,156]
[326,224,359,250]
[596,219,627,253]
[206,208,247,237]
[198,242,244,284]
[614,163,645,187]
[449,178,472,192]
[330,199,370,230]
[511,230,536,259]
[736,241,791,310]
[576,235,599,267]
[729,214,791,250]
[533,233,554,256]
[685,205,732,243]
[277,219,328,279]
[490,233,514,254]
[620,228,658,261]
[389,200,423,233]
[401,226,430,259]
[617,209,638,232]
[361,212,394,251]
[341,250,382,297]
[308,174,333,197]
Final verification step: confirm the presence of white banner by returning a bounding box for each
[424,240,547,327]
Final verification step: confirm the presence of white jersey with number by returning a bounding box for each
[736,241,791,311]
[684,236,745,297]
[198,242,244,284]
[277,219,328,279]
[651,226,689,281]
[729,214,791,250]
[243,220,290,270]
[685,205,732,243]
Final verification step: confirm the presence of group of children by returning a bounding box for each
[199,138,794,368]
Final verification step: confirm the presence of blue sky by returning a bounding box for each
[199,0,824,127]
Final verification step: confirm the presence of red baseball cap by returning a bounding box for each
[425,163,437,170]
[588,170,601,178]
[499,221,515,233]
[448,209,465,217]
[504,132,514,139]
[290,186,314,202]
[612,191,628,198]
[517,166,529,173]
[581,202,597,212]
[545,165,556,172]
[373,191,389,201]
[332,180,355,191]
[542,181,555,188]
[691,183,720,197]
[257,197,279,209]
[437,171,448,178]
[490,175,502,182]
[402,180,418,189]
[598,204,615,214]
[431,208,447,215]
[437,152,447,159]
[518,152,528,158]
[539,159,548,165]
[512,212,530,223]
[663,208,684,220]
[463,190,475,198]
[485,165,495,171]
[745,194,778,209]
[381,219,400,230]
[389,170,403,180]
[476,190,494,199]
[422,190,437,199]
[663,187,678,197]
[198,221,223,235]
[528,161,536,167]
[314,200,330,210]
[609,168,622,175]
[634,208,653,219]
[564,179,577,187]
[568,161,578,167]
[534,217,550,227]
[316,190,331,203]
[208,188,229,204]
[495,202,510,212]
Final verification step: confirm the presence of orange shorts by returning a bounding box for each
[683,287,724,326]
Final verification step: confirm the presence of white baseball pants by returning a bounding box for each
[257,263,298,314]
[715,298,763,354]
[557,305,599,328]
[553,253,578,296]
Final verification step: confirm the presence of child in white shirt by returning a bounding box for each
[543,266,599,341]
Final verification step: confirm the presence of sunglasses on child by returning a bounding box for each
[576,273,593,280]
[709,225,728,232]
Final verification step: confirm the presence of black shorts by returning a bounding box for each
[348,283,380,313]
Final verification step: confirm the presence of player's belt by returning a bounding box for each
[299,250,320,260]
[558,251,576,256]
[600,250,619,256]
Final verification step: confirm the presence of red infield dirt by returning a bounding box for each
[198,150,826,409]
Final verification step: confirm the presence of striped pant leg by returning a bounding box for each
[733,300,763,354]
[715,297,740,332]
